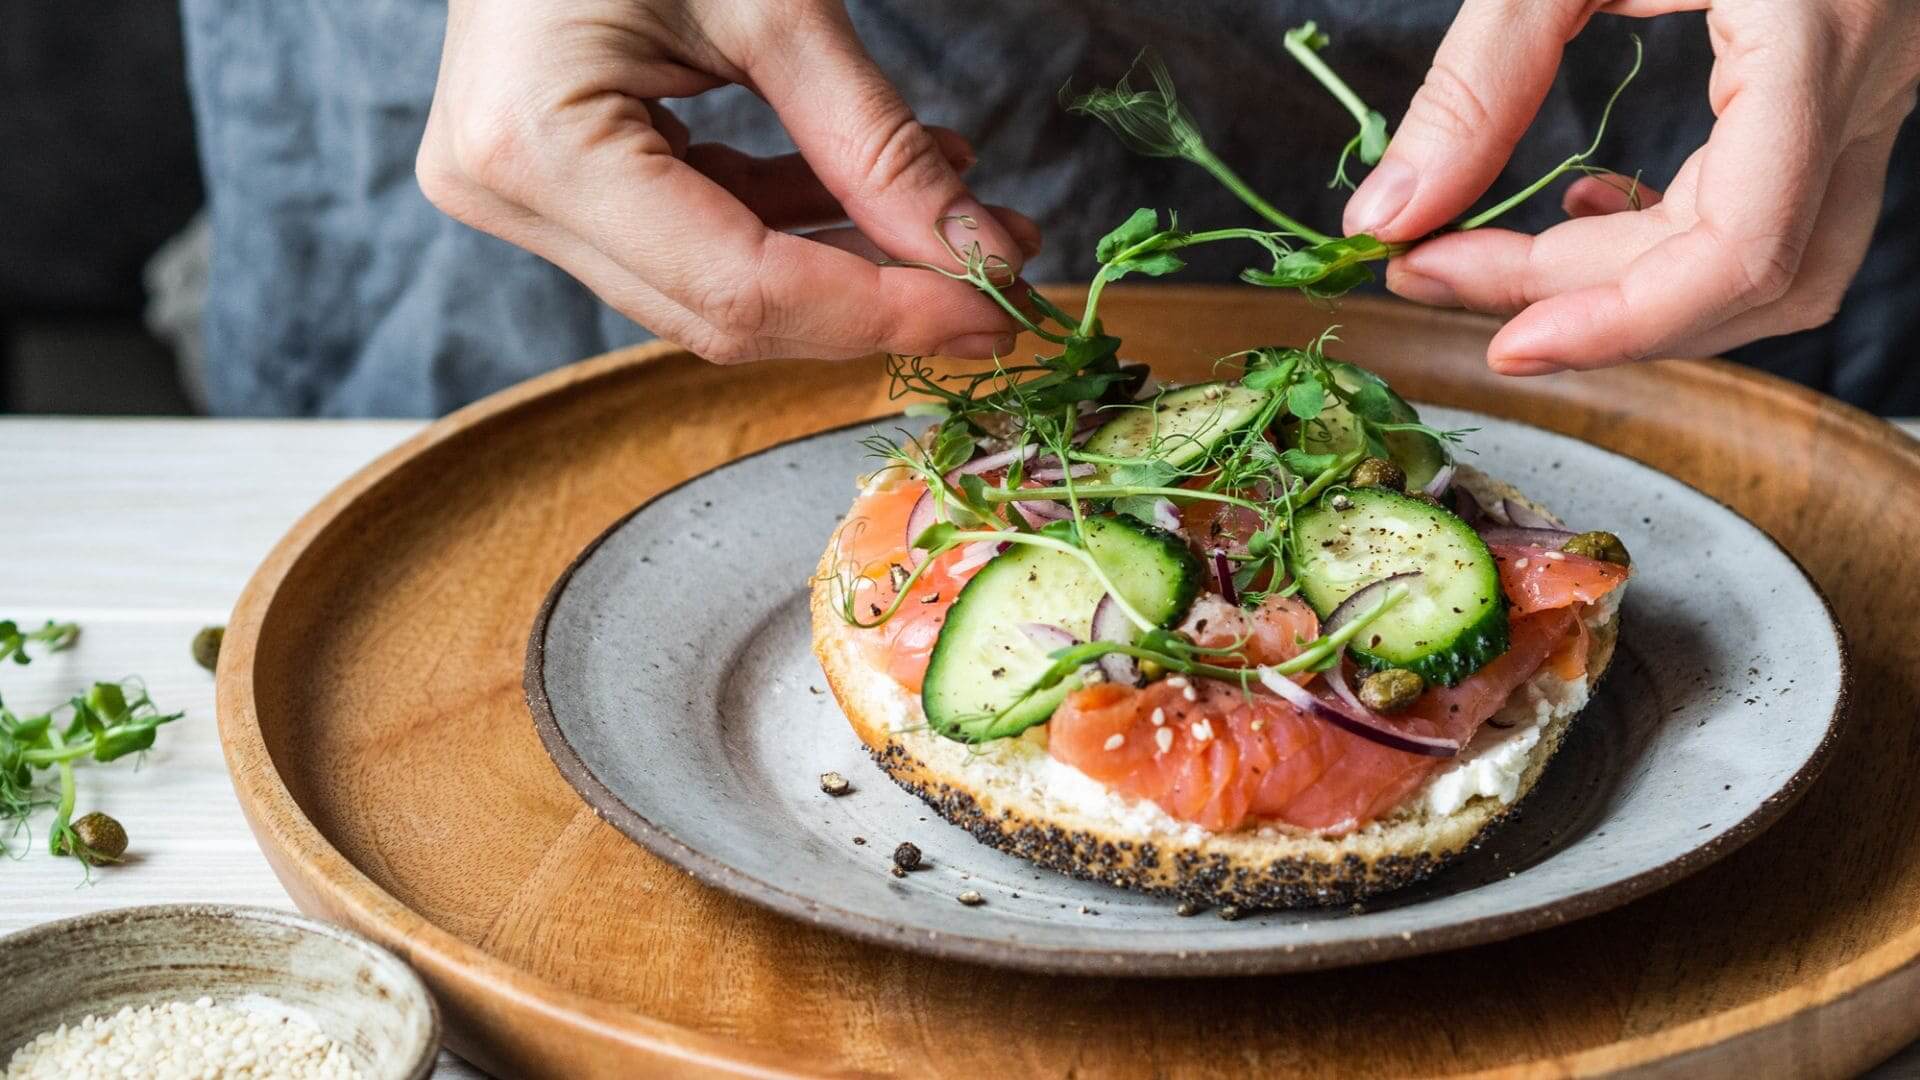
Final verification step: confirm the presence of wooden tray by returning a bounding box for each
[218,288,1920,1079]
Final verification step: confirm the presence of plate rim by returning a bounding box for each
[524,409,1851,977]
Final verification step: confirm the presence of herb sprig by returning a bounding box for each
[0,620,182,873]
[1065,30,1645,297]
[829,29,1637,744]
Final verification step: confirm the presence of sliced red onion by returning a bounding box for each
[1451,483,1487,528]
[1322,655,1369,717]
[1323,571,1424,636]
[904,488,938,564]
[949,540,1003,575]
[1028,462,1098,482]
[1501,497,1561,530]
[1148,497,1183,534]
[951,443,1041,478]
[1012,499,1074,524]
[1088,594,1138,685]
[1258,668,1460,758]
[1477,526,1577,548]
[1019,622,1081,650]
[1211,550,1239,608]
[1422,462,1456,498]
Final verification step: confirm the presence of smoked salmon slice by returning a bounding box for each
[1049,608,1582,833]
[843,484,1627,832]
[1490,543,1627,614]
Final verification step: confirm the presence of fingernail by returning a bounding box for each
[938,332,1017,358]
[1387,269,1459,308]
[941,198,1016,259]
[1491,357,1569,377]
[1343,159,1416,236]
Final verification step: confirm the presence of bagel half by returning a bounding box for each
[810,466,1622,908]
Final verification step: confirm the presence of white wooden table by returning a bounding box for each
[3,415,1917,1080]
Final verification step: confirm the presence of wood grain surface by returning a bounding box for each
[215,287,1920,1078]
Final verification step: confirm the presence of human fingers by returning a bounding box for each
[740,5,1025,272]
[1342,0,1593,240]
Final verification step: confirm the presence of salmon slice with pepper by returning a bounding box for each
[1490,543,1628,614]
[1050,583,1608,834]
[835,480,986,692]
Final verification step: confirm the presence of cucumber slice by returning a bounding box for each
[1286,487,1508,686]
[1081,382,1271,479]
[922,517,1202,740]
[1296,362,1449,491]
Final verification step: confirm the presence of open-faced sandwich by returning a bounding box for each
[802,29,1651,910]
[811,341,1632,908]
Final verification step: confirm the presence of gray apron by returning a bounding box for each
[181,1,1920,416]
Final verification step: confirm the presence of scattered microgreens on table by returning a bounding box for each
[0,619,183,874]
[834,26,1644,744]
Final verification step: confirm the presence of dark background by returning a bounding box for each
[0,2,200,414]
[4,5,1914,417]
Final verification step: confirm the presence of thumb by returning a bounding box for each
[746,8,1024,275]
[1343,0,1592,241]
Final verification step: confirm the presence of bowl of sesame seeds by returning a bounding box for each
[0,905,438,1080]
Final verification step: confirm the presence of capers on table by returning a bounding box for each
[1562,530,1631,567]
[191,625,225,673]
[1349,457,1406,492]
[1358,668,1425,713]
[61,812,128,864]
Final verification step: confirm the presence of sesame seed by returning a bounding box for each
[1251,718,1265,732]
[1103,733,1126,751]
[1190,719,1214,742]
[1182,685,1198,702]
[3,999,362,1079]
[1149,707,1166,726]
[1545,550,1566,560]
[1514,558,1529,569]
[957,890,985,906]
[1155,727,1174,754]
[1166,675,1190,689]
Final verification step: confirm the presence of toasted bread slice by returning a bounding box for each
[809,467,1621,908]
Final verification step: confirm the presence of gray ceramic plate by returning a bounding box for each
[526,409,1846,976]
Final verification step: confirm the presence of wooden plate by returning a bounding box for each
[523,411,1843,975]
[219,288,1920,1079]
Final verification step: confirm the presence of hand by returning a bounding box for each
[1342,0,1920,375]
[416,0,1039,363]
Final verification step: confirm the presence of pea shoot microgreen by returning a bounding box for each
[829,29,1639,743]
[1066,29,1645,297]
[1281,22,1388,191]
[0,620,182,875]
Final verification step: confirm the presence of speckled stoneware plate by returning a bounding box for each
[525,409,1845,977]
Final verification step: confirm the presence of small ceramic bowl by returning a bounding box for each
[0,904,438,1079]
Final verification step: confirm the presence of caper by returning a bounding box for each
[61,812,128,865]
[191,625,225,673]
[1358,668,1425,713]
[1563,530,1631,567]
[1350,457,1406,492]
[1138,659,1166,681]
